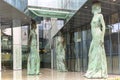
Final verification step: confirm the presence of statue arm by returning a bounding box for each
[28,31,32,47]
[100,14,106,42]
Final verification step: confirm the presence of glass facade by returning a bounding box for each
[38,18,65,68]
[0,21,30,70]
[27,0,87,24]
[104,12,120,74]
[52,1,120,74]
[28,0,87,10]
[2,0,120,76]
[1,27,13,70]
[4,0,28,11]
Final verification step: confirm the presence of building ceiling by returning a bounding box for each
[0,0,30,28]
[61,0,120,33]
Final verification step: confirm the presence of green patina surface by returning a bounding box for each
[26,7,74,19]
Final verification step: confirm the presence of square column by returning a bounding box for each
[13,70,22,80]
[12,19,22,70]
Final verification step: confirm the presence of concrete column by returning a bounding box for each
[13,70,22,80]
[12,19,22,70]
[51,18,57,38]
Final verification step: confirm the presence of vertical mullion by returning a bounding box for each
[109,15,113,74]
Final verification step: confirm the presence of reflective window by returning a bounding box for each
[28,0,87,10]
[4,0,27,11]
[1,27,12,70]
[52,0,120,75]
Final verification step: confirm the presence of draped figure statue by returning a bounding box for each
[56,36,67,71]
[27,20,40,75]
[84,1,108,79]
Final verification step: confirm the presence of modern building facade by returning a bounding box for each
[0,0,120,79]
[52,0,120,75]
[0,0,30,71]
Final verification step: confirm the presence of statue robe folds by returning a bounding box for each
[27,30,40,75]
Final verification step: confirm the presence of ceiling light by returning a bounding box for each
[84,6,88,9]
[113,0,116,2]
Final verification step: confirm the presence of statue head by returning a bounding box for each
[31,19,37,29]
[92,1,101,14]
[57,36,62,42]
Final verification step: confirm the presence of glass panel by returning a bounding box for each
[4,0,27,11]
[105,19,112,74]
[28,0,87,10]
[1,27,12,70]
[111,13,119,74]
[74,30,81,71]
[105,12,120,74]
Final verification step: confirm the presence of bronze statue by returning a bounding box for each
[56,36,67,71]
[27,20,40,75]
[84,1,108,79]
